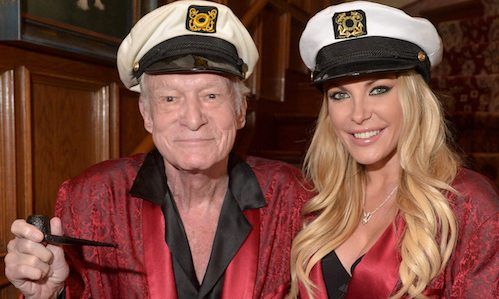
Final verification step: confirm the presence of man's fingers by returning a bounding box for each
[14,264,48,281]
[12,238,53,263]
[49,217,63,236]
[11,219,44,242]
[5,251,52,281]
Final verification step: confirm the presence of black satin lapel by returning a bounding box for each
[199,190,252,298]
[228,154,266,210]
[129,149,167,205]
[163,189,200,294]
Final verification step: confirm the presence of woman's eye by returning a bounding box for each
[207,93,217,100]
[369,86,391,96]
[328,91,349,101]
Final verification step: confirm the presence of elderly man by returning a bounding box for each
[5,1,311,298]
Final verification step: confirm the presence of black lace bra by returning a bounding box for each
[321,251,364,299]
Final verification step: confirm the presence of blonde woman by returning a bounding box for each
[289,1,498,298]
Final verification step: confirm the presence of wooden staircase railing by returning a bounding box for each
[242,0,271,26]
[130,133,154,155]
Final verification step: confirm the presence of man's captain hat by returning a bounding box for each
[299,1,443,86]
[118,0,259,92]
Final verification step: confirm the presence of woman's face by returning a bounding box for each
[326,75,403,170]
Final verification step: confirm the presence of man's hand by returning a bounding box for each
[5,217,69,299]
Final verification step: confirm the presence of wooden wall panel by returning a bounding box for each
[14,66,33,220]
[288,18,307,73]
[30,75,115,216]
[109,83,120,158]
[226,0,251,18]
[119,89,147,156]
[0,44,124,297]
[258,5,289,102]
[0,69,18,297]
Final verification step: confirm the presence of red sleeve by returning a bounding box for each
[54,180,87,299]
[246,156,313,298]
[443,168,499,298]
[53,156,149,298]
[448,214,498,298]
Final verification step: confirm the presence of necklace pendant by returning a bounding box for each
[361,185,398,225]
[361,212,372,224]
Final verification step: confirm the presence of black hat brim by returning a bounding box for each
[314,59,424,86]
[312,36,431,86]
[134,35,246,79]
[144,54,243,78]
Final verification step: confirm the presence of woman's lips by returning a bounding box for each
[353,130,380,139]
[349,129,383,145]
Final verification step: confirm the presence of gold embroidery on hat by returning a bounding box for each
[188,7,217,33]
[241,63,248,77]
[194,56,209,68]
[335,11,365,38]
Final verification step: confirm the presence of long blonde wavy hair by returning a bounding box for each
[289,71,460,298]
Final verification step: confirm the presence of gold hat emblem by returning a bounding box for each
[417,51,426,62]
[193,56,209,68]
[333,10,367,39]
[187,5,218,33]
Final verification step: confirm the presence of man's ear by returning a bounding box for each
[236,98,248,129]
[139,98,153,133]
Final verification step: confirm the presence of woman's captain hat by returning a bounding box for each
[117,0,259,92]
[299,1,443,85]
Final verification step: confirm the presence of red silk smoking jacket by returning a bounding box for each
[54,151,312,298]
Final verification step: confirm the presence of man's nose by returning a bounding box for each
[178,97,207,130]
[351,98,372,124]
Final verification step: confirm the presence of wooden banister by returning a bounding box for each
[242,0,270,26]
[131,134,154,155]
[129,0,271,155]
[270,0,309,23]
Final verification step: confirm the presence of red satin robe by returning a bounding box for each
[54,153,312,298]
[300,168,498,298]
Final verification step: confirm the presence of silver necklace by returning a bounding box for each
[361,186,398,224]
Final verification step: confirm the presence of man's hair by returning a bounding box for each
[138,73,250,114]
[289,71,460,298]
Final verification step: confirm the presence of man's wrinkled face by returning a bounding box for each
[139,73,246,172]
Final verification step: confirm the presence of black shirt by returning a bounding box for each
[130,149,266,299]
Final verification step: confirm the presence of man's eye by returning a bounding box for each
[369,86,391,96]
[207,94,217,100]
[328,91,349,101]
[160,96,175,102]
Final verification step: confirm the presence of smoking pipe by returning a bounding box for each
[27,215,117,248]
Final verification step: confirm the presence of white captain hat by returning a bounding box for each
[299,1,443,86]
[117,0,259,92]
